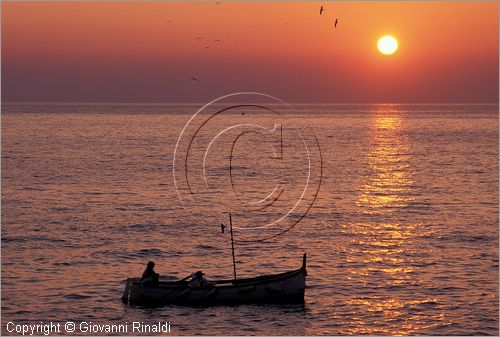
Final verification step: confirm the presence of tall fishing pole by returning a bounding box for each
[221,212,237,280]
[229,213,237,280]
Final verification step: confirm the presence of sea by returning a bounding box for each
[1,102,498,335]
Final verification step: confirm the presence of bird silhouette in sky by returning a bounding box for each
[213,39,223,43]
[195,36,203,40]
[320,6,324,15]
[334,18,339,27]
[190,76,200,82]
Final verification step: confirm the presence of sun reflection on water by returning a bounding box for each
[338,106,445,335]
[356,111,415,213]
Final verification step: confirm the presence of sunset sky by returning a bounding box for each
[2,1,498,103]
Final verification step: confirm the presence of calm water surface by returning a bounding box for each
[2,103,498,335]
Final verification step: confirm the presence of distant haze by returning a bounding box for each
[2,2,498,103]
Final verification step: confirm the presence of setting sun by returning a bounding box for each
[377,35,398,55]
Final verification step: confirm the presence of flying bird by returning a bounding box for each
[334,18,339,27]
[190,76,200,82]
[213,39,223,43]
[195,36,203,40]
[320,6,324,15]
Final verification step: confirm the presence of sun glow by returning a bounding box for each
[377,35,398,55]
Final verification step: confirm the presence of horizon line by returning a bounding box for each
[2,101,499,106]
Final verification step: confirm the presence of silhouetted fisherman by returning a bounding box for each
[188,271,210,288]
[334,18,339,27]
[141,261,159,287]
[320,6,324,15]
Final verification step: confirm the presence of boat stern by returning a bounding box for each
[121,277,140,304]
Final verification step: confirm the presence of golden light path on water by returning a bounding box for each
[339,107,445,335]
[357,113,414,212]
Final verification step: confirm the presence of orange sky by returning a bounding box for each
[2,2,498,103]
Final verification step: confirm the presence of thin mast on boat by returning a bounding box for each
[220,124,283,280]
[221,212,237,280]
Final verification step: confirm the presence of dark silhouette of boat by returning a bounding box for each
[122,253,307,306]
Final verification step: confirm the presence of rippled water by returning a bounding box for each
[2,103,498,335]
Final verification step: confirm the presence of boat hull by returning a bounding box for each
[122,254,307,306]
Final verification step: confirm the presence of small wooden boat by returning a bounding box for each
[122,253,307,306]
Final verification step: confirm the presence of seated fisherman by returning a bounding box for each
[188,271,210,288]
[141,261,160,287]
